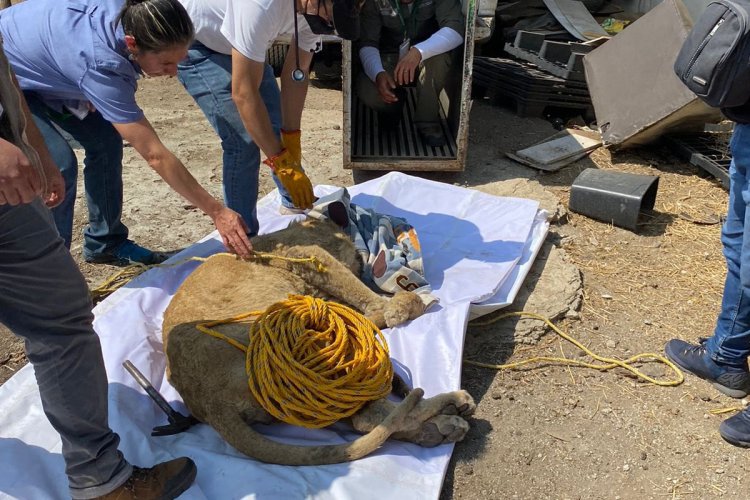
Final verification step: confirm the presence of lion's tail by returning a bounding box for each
[211,388,424,465]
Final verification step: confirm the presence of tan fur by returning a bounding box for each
[163,219,475,465]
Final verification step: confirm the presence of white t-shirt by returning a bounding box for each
[180,0,322,62]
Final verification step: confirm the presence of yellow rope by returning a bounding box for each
[89,251,327,303]
[709,406,746,415]
[90,263,149,303]
[465,311,684,387]
[196,294,393,429]
[193,251,329,273]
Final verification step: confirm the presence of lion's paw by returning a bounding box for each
[437,390,476,418]
[384,291,425,328]
[385,390,475,446]
[410,415,470,447]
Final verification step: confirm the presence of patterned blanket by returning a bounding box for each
[308,188,437,307]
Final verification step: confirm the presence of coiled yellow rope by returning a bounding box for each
[197,294,393,429]
[465,311,684,387]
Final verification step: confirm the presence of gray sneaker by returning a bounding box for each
[665,339,750,398]
[720,406,750,447]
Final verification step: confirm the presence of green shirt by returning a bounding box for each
[358,0,465,54]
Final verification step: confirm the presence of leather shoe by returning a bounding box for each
[95,457,197,499]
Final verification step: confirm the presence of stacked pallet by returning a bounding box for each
[503,30,593,82]
[665,133,732,189]
[472,56,593,118]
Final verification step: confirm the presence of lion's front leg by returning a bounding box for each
[276,245,424,328]
[283,247,426,328]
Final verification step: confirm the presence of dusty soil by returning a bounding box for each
[2,73,747,499]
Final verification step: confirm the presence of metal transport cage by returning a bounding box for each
[342,0,479,171]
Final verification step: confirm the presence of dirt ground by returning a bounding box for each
[1,73,747,499]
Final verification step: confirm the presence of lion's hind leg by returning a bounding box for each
[350,390,476,447]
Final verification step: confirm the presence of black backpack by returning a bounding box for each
[674,0,750,117]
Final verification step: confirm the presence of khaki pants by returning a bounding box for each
[0,40,43,180]
[356,51,451,124]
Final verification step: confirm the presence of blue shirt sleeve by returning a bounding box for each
[79,67,144,124]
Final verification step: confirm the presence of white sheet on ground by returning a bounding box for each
[0,172,546,500]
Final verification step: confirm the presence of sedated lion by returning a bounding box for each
[162,218,476,465]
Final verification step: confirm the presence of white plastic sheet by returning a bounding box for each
[0,172,545,499]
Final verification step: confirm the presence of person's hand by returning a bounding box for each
[42,165,65,208]
[263,148,314,209]
[281,129,302,165]
[375,72,399,104]
[211,206,253,258]
[0,138,42,205]
[394,47,422,86]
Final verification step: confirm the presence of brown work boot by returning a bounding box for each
[96,457,197,499]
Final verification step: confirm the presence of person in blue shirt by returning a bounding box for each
[0,32,196,500]
[0,0,254,264]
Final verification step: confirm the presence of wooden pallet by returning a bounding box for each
[351,87,457,160]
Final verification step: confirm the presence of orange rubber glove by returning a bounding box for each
[263,148,314,209]
[280,129,302,165]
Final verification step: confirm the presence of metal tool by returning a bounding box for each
[291,0,306,82]
[122,360,199,436]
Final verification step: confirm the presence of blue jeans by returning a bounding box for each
[24,92,129,258]
[707,123,750,365]
[177,41,293,236]
[0,199,131,498]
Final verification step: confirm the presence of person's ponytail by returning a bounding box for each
[117,0,194,53]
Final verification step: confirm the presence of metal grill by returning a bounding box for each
[351,87,457,160]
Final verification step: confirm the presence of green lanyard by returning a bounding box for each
[390,0,421,40]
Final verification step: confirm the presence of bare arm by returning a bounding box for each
[231,50,284,157]
[230,45,314,156]
[231,47,315,209]
[113,118,253,257]
[280,44,313,132]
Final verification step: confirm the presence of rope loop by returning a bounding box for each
[466,311,684,387]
